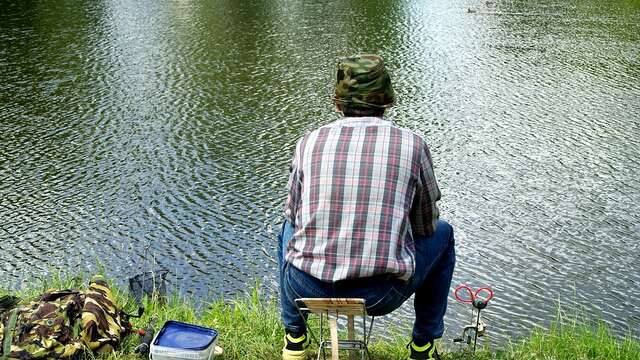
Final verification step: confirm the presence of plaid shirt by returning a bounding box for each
[284,117,441,282]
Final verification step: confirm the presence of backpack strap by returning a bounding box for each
[0,309,18,360]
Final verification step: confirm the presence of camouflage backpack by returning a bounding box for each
[0,277,133,359]
[80,278,133,354]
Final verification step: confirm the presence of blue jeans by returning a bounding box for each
[278,219,456,343]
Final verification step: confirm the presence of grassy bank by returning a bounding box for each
[2,274,638,359]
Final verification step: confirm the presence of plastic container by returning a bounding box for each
[150,320,219,360]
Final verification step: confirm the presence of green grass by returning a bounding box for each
[2,274,639,359]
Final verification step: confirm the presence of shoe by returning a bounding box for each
[407,339,440,359]
[282,332,310,360]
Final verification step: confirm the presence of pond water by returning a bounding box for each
[1,0,639,345]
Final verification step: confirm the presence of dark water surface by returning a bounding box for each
[1,0,639,345]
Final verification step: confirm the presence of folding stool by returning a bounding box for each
[295,298,375,360]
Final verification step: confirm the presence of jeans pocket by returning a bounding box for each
[366,285,410,316]
[283,263,302,300]
[285,263,328,300]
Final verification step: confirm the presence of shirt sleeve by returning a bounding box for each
[410,142,441,237]
[283,140,302,225]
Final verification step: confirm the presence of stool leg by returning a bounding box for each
[320,313,326,360]
[347,315,355,360]
[329,314,339,360]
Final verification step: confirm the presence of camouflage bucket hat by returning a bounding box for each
[333,54,395,109]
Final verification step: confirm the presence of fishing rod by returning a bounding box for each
[452,285,494,354]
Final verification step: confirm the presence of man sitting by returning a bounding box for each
[278,54,455,360]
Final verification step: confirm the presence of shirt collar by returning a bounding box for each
[327,116,392,128]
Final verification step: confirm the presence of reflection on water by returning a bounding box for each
[1,0,639,344]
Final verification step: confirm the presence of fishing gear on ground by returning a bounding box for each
[453,284,494,354]
[0,276,134,359]
[129,270,169,305]
[127,271,225,359]
[134,324,156,355]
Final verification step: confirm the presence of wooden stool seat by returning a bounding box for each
[295,298,373,360]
